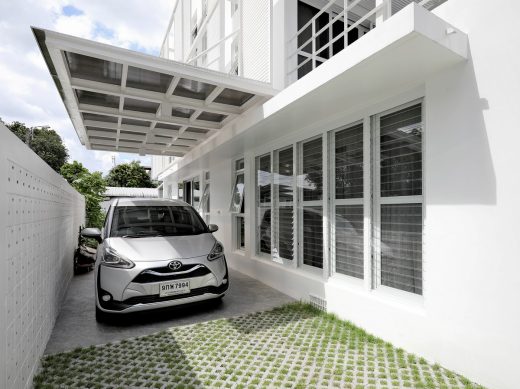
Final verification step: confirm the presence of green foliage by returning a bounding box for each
[5,121,69,172]
[61,161,106,228]
[5,120,29,142]
[105,161,155,188]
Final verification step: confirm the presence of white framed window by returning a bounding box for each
[330,121,365,279]
[273,146,295,262]
[297,135,324,270]
[230,157,245,250]
[193,176,201,209]
[199,171,210,223]
[256,153,272,256]
[373,101,423,295]
[177,182,183,200]
[250,99,424,296]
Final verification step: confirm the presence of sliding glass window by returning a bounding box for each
[375,103,423,294]
[332,122,364,279]
[298,136,323,269]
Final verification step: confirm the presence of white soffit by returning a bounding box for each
[32,28,276,157]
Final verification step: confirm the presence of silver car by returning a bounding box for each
[81,198,228,322]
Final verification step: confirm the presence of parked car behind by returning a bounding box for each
[81,198,228,322]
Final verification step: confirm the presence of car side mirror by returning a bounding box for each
[81,227,103,243]
[208,224,219,233]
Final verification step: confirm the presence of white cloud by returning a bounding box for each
[0,0,173,174]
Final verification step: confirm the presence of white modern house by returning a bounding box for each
[33,0,520,388]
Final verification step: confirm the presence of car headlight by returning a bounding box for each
[101,247,135,269]
[207,241,224,261]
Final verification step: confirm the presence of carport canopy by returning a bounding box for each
[32,27,276,157]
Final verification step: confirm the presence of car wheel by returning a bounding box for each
[95,306,110,323]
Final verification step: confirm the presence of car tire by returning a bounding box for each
[95,306,110,323]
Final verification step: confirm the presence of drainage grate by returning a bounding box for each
[309,294,327,311]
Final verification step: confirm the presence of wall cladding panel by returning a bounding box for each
[0,123,85,389]
[241,0,271,82]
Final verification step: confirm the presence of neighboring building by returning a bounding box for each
[101,187,159,211]
[33,1,520,388]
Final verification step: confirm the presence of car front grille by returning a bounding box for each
[123,285,227,305]
[132,264,211,283]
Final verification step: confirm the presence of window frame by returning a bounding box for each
[199,170,210,223]
[231,157,246,251]
[255,152,273,258]
[372,99,425,295]
[328,119,366,280]
[297,133,326,275]
[249,97,425,297]
[273,145,297,265]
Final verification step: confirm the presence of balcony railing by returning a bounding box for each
[286,0,447,84]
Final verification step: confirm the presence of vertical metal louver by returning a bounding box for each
[334,122,364,278]
[378,103,423,294]
[275,147,294,260]
[301,137,323,268]
[256,154,272,255]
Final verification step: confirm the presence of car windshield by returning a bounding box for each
[110,205,208,237]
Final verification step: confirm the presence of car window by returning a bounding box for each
[110,205,208,237]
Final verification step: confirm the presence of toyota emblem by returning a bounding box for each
[168,260,182,271]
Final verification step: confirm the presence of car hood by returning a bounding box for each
[105,233,216,262]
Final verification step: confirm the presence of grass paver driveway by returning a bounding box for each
[34,303,483,389]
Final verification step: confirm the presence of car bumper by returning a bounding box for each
[95,256,229,313]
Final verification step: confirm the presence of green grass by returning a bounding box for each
[33,302,483,389]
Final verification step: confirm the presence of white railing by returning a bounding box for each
[160,0,242,76]
[286,0,447,83]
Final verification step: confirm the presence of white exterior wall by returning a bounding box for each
[155,1,520,388]
[241,0,271,82]
[0,124,85,389]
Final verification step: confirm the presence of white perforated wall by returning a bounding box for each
[0,123,85,389]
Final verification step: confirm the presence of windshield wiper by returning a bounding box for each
[121,232,164,238]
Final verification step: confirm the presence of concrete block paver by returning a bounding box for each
[35,303,484,389]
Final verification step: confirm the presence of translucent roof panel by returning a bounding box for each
[121,118,151,127]
[197,111,227,123]
[186,127,210,134]
[173,78,216,100]
[213,88,255,106]
[126,66,173,93]
[82,113,119,123]
[76,90,120,109]
[172,107,195,118]
[124,98,160,114]
[33,27,276,157]
[155,123,181,131]
[65,52,122,85]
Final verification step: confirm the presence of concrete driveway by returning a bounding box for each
[45,268,293,355]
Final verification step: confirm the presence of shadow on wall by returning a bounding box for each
[425,48,496,205]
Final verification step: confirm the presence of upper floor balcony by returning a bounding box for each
[286,0,448,85]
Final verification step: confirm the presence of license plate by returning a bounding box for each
[159,279,190,297]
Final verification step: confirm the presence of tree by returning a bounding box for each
[61,161,106,228]
[105,161,155,188]
[5,121,69,172]
[5,121,29,142]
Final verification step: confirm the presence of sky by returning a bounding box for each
[0,0,174,174]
